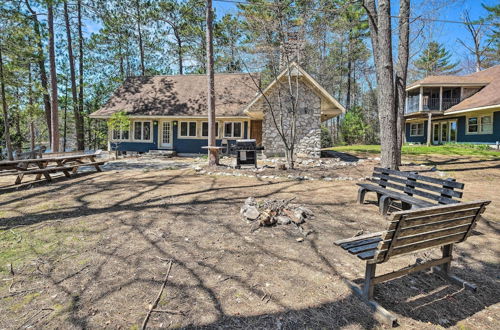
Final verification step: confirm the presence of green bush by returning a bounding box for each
[340,107,368,144]
[320,125,333,148]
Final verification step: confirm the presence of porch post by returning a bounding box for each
[419,87,423,112]
[427,112,432,146]
[439,86,443,111]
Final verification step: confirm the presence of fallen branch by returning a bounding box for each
[151,309,184,315]
[54,265,89,285]
[141,260,173,330]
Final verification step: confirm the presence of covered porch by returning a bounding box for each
[405,86,466,114]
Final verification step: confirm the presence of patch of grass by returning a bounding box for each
[0,224,93,276]
[10,292,41,312]
[328,144,500,158]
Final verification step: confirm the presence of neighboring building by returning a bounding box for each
[405,65,500,145]
[90,63,345,157]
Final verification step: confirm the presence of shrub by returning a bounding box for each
[320,126,333,148]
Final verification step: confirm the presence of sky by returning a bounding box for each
[211,0,498,69]
[84,0,498,70]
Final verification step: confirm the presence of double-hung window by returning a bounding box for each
[112,127,129,141]
[467,115,493,134]
[410,123,424,136]
[223,122,242,138]
[133,121,151,141]
[179,121,197,137]
[201,122,219,138]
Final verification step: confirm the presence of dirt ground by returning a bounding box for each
[0,153,498,329]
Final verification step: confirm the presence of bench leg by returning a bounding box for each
[15,173,24,185]
[363,262,376,300]
[432,244,477,291]
[357,187,367,204]
[346,262,398,326]
[379,195,391,215]
[89,156,102,172]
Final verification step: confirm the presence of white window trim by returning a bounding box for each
[223,121,244,139]
[132,120,153,142]
[178,121,198,139]
[110,127,131,142]
[201,121,220,138]
[409,123,424,137]
[466,114,493,135]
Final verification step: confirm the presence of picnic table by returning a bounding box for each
[0,153,106,185]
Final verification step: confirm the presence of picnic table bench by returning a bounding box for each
[358,167,465,215]
[0,153,106,185]
[334,200,490,326]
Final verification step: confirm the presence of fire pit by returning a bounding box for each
[240,197,314,236]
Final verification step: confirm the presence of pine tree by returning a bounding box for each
[414,41,460,76]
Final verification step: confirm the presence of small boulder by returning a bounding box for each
[244,206,260,221]
[276,216,291,225]
[245,197,256,206]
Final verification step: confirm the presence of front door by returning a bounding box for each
[159,121,173,148]
[432,123,440,144]
[250,120,263,146]
[440,122,448,143]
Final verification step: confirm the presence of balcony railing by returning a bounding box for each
[405,97,461,114]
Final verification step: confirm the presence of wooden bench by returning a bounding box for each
[334,200,490,326]
[358,167,465,215]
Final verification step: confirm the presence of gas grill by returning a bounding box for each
[233,139,263,168]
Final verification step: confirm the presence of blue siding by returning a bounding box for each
[112,120,159,152]
[405,111,500,145]
[456,111,500,144]
[405,121,427,144]
[112,120,250,154]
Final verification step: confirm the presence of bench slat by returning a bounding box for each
[374,167,464,189]
[370,178,457,204]
[357,183,434,207]
[340,237,382,249]
[373,173,463,198]
[357,250,377,260]
[334,232,384,245]
[348,242,380,254]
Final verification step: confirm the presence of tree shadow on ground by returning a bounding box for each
[1,171,498,329]
[321,150,360,162]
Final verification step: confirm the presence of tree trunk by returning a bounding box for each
[64,1,84,151]
[26,0,52,144]
[28,64,36,151]
[77,0,85,150]
[395,0,410,166]
[135,0,145,75]
[0,46,13,160]
[364,0,398,169]
[63,77,68,152]
[176,32,183,74]
[206,0,218,166]
[346,34,353,110]
[48,3,60,152]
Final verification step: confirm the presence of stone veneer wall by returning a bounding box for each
[260,78,322,158]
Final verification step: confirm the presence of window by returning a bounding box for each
[133,121,151,141]
[112,127,129,141]
[201,122,219,138]
[467,115,493,134]
[481,116,493,133]
[410,123,424,136]
[224,122,242,138]
[179,121,197,137]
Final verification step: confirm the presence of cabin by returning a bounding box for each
[405,65,500,145]
[90,63,345,158]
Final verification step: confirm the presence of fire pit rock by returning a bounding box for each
[240,197,314,227]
